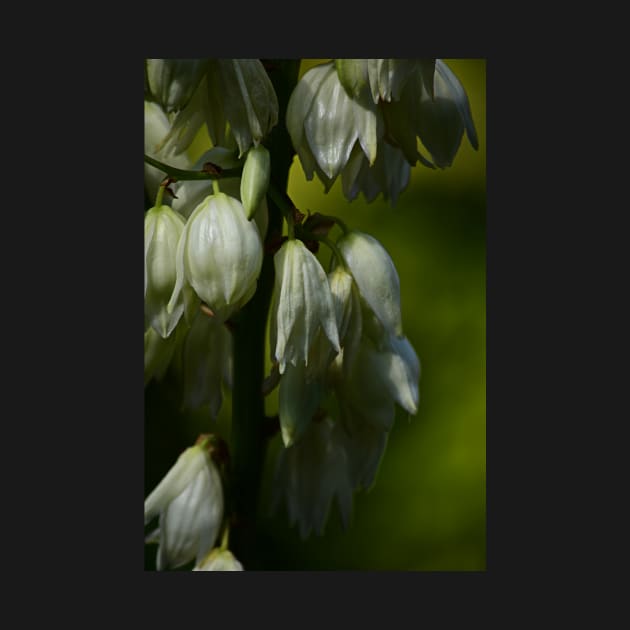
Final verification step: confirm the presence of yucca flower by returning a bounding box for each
[180,311,232,420]
[269,239,340,374]
[286,61,383,190]
[336,230,403,337]
[144,204,186,338]
[144,101,191,203]
[193,548,243,571]
[168,192,263,324]
[144,439,224,571]
[161,59,279,158]
[381,58,478,168]
[271,416,353,539]
[145,59,208,113]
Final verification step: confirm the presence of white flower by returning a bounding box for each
[335,58,421,104]
[271,416,353,539]
[336,230,402,337]
[144,323,185,387]
[327,266,363,381]
[277,360,326,447]
[336,416,388,492]
[335,334,397,431]
[286,62,383,188]
[144,204,186,338]
[340,142,411,206]
[193,548,243,571]
[145,440,224,571]
[270,239,340,374]
[162,59,278,158]
[168,192,263,323]
[146,59,208,113]
[144,101,191,203]
[381,59,478,168]
[180,311,232,420]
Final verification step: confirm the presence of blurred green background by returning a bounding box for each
[145,59,485,571]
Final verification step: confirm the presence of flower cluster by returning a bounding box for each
[144,95,271,419]
[144,58,477,565]
[287,58,477,205]
[268,226,420,538]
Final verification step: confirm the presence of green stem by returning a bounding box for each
[143,154,242,181]
[229,59,301,569]
[315,235,348,269]
[154,181,165,208]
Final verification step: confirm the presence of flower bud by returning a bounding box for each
[144,440,224,570]
[240,145,270,219]
[146,59,207,113]
[145,205,186,338]
[337,231,402,337]
[193,548,243,571]
[168,192,263,323]
[270,239,340,374]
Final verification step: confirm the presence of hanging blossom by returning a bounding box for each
[144,204,187,338]
[269,225,420,537]
[168,190,264,324]
[271,416,354,539]
[144,437,224,571]
[157,58,279,158]
[179,310,233,420]
[286,58,478,205]
[193,548,244,571]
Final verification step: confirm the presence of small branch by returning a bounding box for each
[144,154,242,181]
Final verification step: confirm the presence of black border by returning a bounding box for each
[39,15,589,621]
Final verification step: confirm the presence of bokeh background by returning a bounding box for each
[144,58,486,571]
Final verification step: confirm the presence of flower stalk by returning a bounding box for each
[228,59,301,568]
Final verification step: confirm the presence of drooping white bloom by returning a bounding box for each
[327,266,363,381]
[336,334,397,432]
[144,101,191,203]
[180,311,232,420]
[145,441,224,571]
[146,59,208,113]
[335,58,424,104]
[286,62,383,188]
[277,360,326,447]
[162,59,279,158]
[144,322,185,387]
[337,230,402,337]
[336,415,389,492]
[271,416,353,539]
[168,192,263,323]
[270,239,340,374]
[381,59,478,168]
[144,204,186,338]
[193,548,243,571]
[340,142,411,207]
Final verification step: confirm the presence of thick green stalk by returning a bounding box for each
[229,60,300,569]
